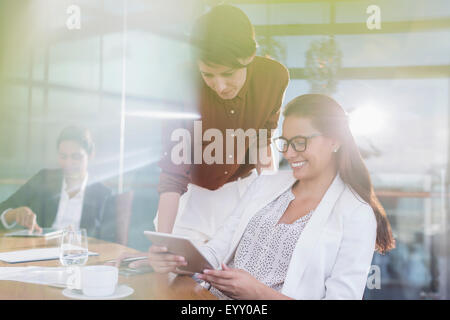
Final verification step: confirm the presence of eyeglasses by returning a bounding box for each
[273,134,322,153]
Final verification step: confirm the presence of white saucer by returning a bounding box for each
[62,284,134,300]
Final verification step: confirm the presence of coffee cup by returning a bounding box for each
[81,265,118,297]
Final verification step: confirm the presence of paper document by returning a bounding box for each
[0,247,98,264]
[0,266,76,288]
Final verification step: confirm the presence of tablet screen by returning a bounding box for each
[4,228,63,238]
[144,231,216,274]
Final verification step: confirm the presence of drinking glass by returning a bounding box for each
[59,228,89,266]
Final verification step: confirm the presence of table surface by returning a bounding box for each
[0,233,216,300]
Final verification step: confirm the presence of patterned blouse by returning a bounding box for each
[210,187,313,300]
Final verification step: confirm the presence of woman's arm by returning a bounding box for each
[199,204,247,269]
[200,176,263,268]
[256,144,274,174]
[156,192,181,233]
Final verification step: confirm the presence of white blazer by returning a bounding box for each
[201,170,377,300]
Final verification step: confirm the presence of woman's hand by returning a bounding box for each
[197,263,266,300]
[146,245,188,273]
[5,207,42,233]
[111,246,188,274]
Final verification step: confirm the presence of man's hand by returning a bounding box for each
[5,207,42,233]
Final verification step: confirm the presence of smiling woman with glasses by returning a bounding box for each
[145,94,395,300]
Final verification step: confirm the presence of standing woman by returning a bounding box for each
[147,94,395,299]
[153,5,289,244]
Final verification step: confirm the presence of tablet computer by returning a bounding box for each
[4,228,63,238]
[144,231,216,274]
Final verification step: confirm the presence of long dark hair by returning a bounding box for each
[190,4,257,68]
[283,94,395,254]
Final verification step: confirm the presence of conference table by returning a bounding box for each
[0,233,216,300]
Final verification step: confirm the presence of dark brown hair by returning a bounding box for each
[190,4,257,68]
[57,126,94,156]
[283,94,395,254]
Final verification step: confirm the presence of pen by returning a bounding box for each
[105,256,148,265]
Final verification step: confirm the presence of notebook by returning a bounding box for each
[0,247,98,264]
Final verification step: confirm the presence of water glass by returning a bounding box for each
[59,228,89,266]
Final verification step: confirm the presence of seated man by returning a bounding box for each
[0,126,115,241]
